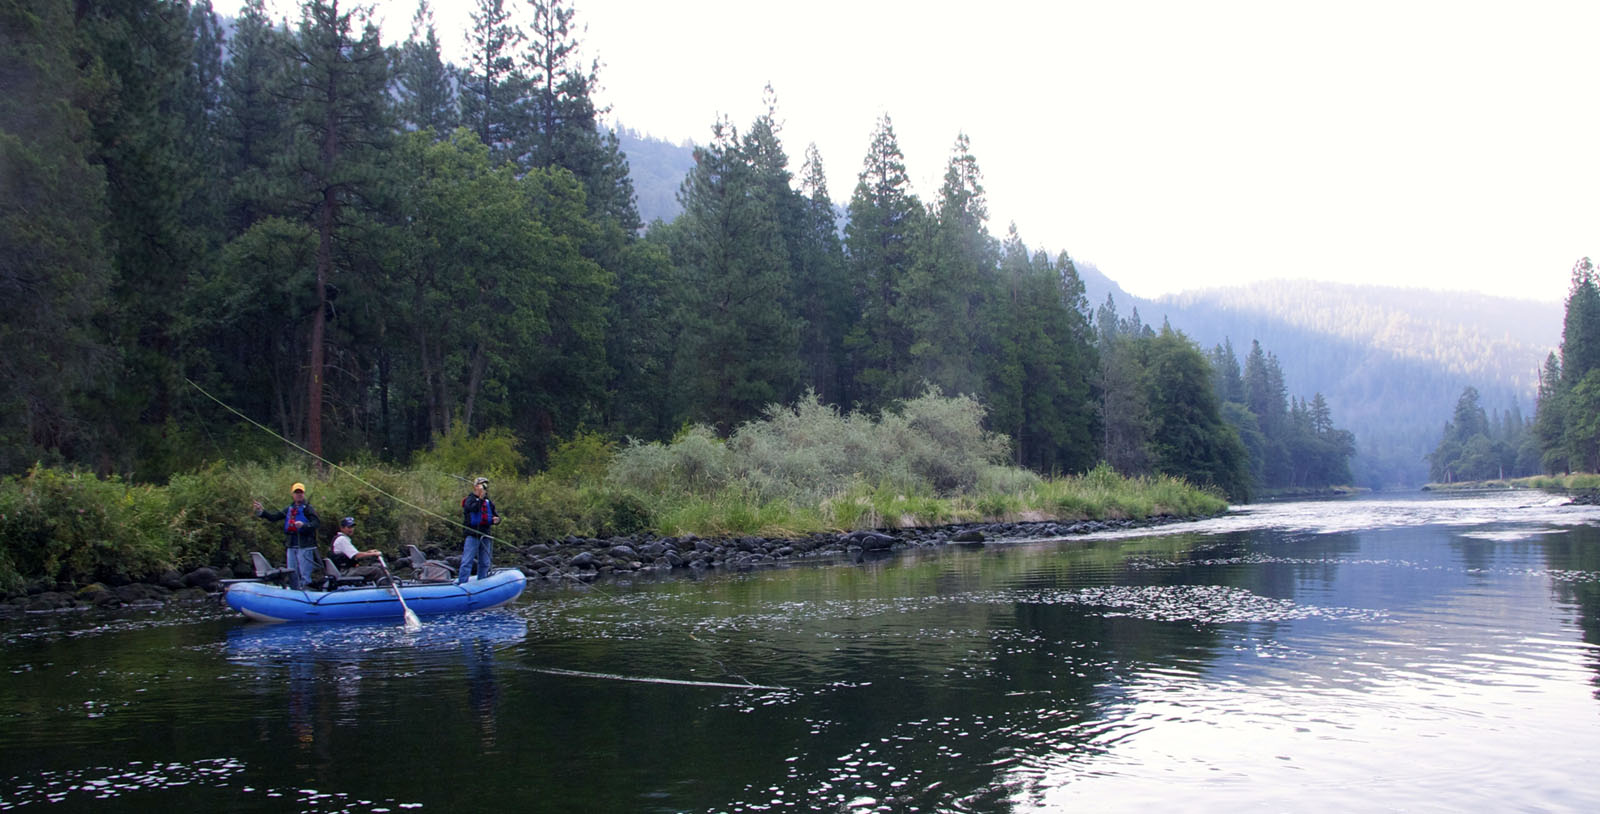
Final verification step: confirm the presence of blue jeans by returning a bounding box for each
[287,546,318,590]
[459,534,492,583]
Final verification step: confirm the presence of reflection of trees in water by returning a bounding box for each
[1539,525,1600,697]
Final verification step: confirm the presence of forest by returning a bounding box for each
[3,0,1356,502]
[1429,260,1600,483]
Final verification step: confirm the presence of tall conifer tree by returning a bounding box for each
[844,114,921,408]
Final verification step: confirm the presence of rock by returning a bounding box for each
[610,545,638,560]
[115,584,169,604]
[183,567,220,590]
[26,592,75,611]
[951,529,985,543]
[159,570,186,590]
[76,583,111,599]
[569,551,596,569]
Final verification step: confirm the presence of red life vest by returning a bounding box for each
[464,496,494,528]
[284,503,306,533]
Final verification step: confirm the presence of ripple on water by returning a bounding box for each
[0,757,425,811]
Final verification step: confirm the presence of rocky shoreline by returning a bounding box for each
[0,514,1202,618]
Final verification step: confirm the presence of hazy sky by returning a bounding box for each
[268,0,1599,303]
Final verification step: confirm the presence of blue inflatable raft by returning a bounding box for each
[225,569,526,623]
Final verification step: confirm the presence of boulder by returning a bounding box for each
[183,567,220,590]
[26,592,75,611]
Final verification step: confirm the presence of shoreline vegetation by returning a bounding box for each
[0,393,1228,608]
[1422,473,1600,493]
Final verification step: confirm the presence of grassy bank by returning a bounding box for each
[1423,473,1600,492]
[0,393,1228,592]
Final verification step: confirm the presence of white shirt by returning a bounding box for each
[332,533,357,560]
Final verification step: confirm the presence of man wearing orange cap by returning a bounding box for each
[253,482,322,590]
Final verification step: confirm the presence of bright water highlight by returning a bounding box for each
[2,491,1598,811]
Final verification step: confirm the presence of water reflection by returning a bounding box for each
[1538,522,1600,697]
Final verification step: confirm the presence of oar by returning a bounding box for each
[376,554,422,632]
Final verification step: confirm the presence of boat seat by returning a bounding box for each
[321,558,369,590]
[405,544,456,583]
[251,551,294,585]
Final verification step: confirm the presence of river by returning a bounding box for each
[2,491,1599,812]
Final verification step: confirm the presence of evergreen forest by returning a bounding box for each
[3,0,1359,502]
[1429,260,1600,483]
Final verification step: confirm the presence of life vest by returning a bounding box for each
[284,503,307,533]
[464,496,494,528]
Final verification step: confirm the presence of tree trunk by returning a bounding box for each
[463,343,487,430]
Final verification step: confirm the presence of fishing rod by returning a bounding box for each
[185,377,484,540]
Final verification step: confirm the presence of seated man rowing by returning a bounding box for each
[329,517,387,584]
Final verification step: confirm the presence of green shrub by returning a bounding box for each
[544,431,616,488]
[413,420,526,480]
[0,467,173,585]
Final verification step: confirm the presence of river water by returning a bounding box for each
[3,491,1599,812]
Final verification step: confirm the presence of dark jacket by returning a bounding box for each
[462,493,499,533]
[259,502,321,549]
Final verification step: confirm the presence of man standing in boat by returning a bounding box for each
[459,477,500,584]
[253,482,321,590]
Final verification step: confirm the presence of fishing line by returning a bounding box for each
[185,376,478,538]
[519,665,786,691]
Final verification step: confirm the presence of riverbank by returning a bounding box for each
[0,511,1211,617]
[1422,473,1600,497]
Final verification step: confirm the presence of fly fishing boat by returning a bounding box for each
[224,568,526,623]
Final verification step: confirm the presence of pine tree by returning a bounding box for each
[219,0,291,234]
[1138,326,1250,499]
[0,0,112,472]
[521,0,640,230]
[668,118,802,431]
[843,114,922,408]
[792,143,851,404]
[1534,352,1567,473]
[396,0,458,135]
[462,0,527,167]
[279,0,394,459]
[900,133,995,397]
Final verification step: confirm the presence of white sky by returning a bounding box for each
[267,0,1600,303]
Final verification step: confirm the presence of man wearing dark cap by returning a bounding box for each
[330,517,385,583]
[459,476,500,584]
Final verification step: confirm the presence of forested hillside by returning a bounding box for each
[614,126,693,225]
[1072,266,1559,486]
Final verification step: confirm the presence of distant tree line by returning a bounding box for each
[4,0,1352,501]
[1205,336,1354,492]
[1429,259,1600,481]
[1426,386,1536,482]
